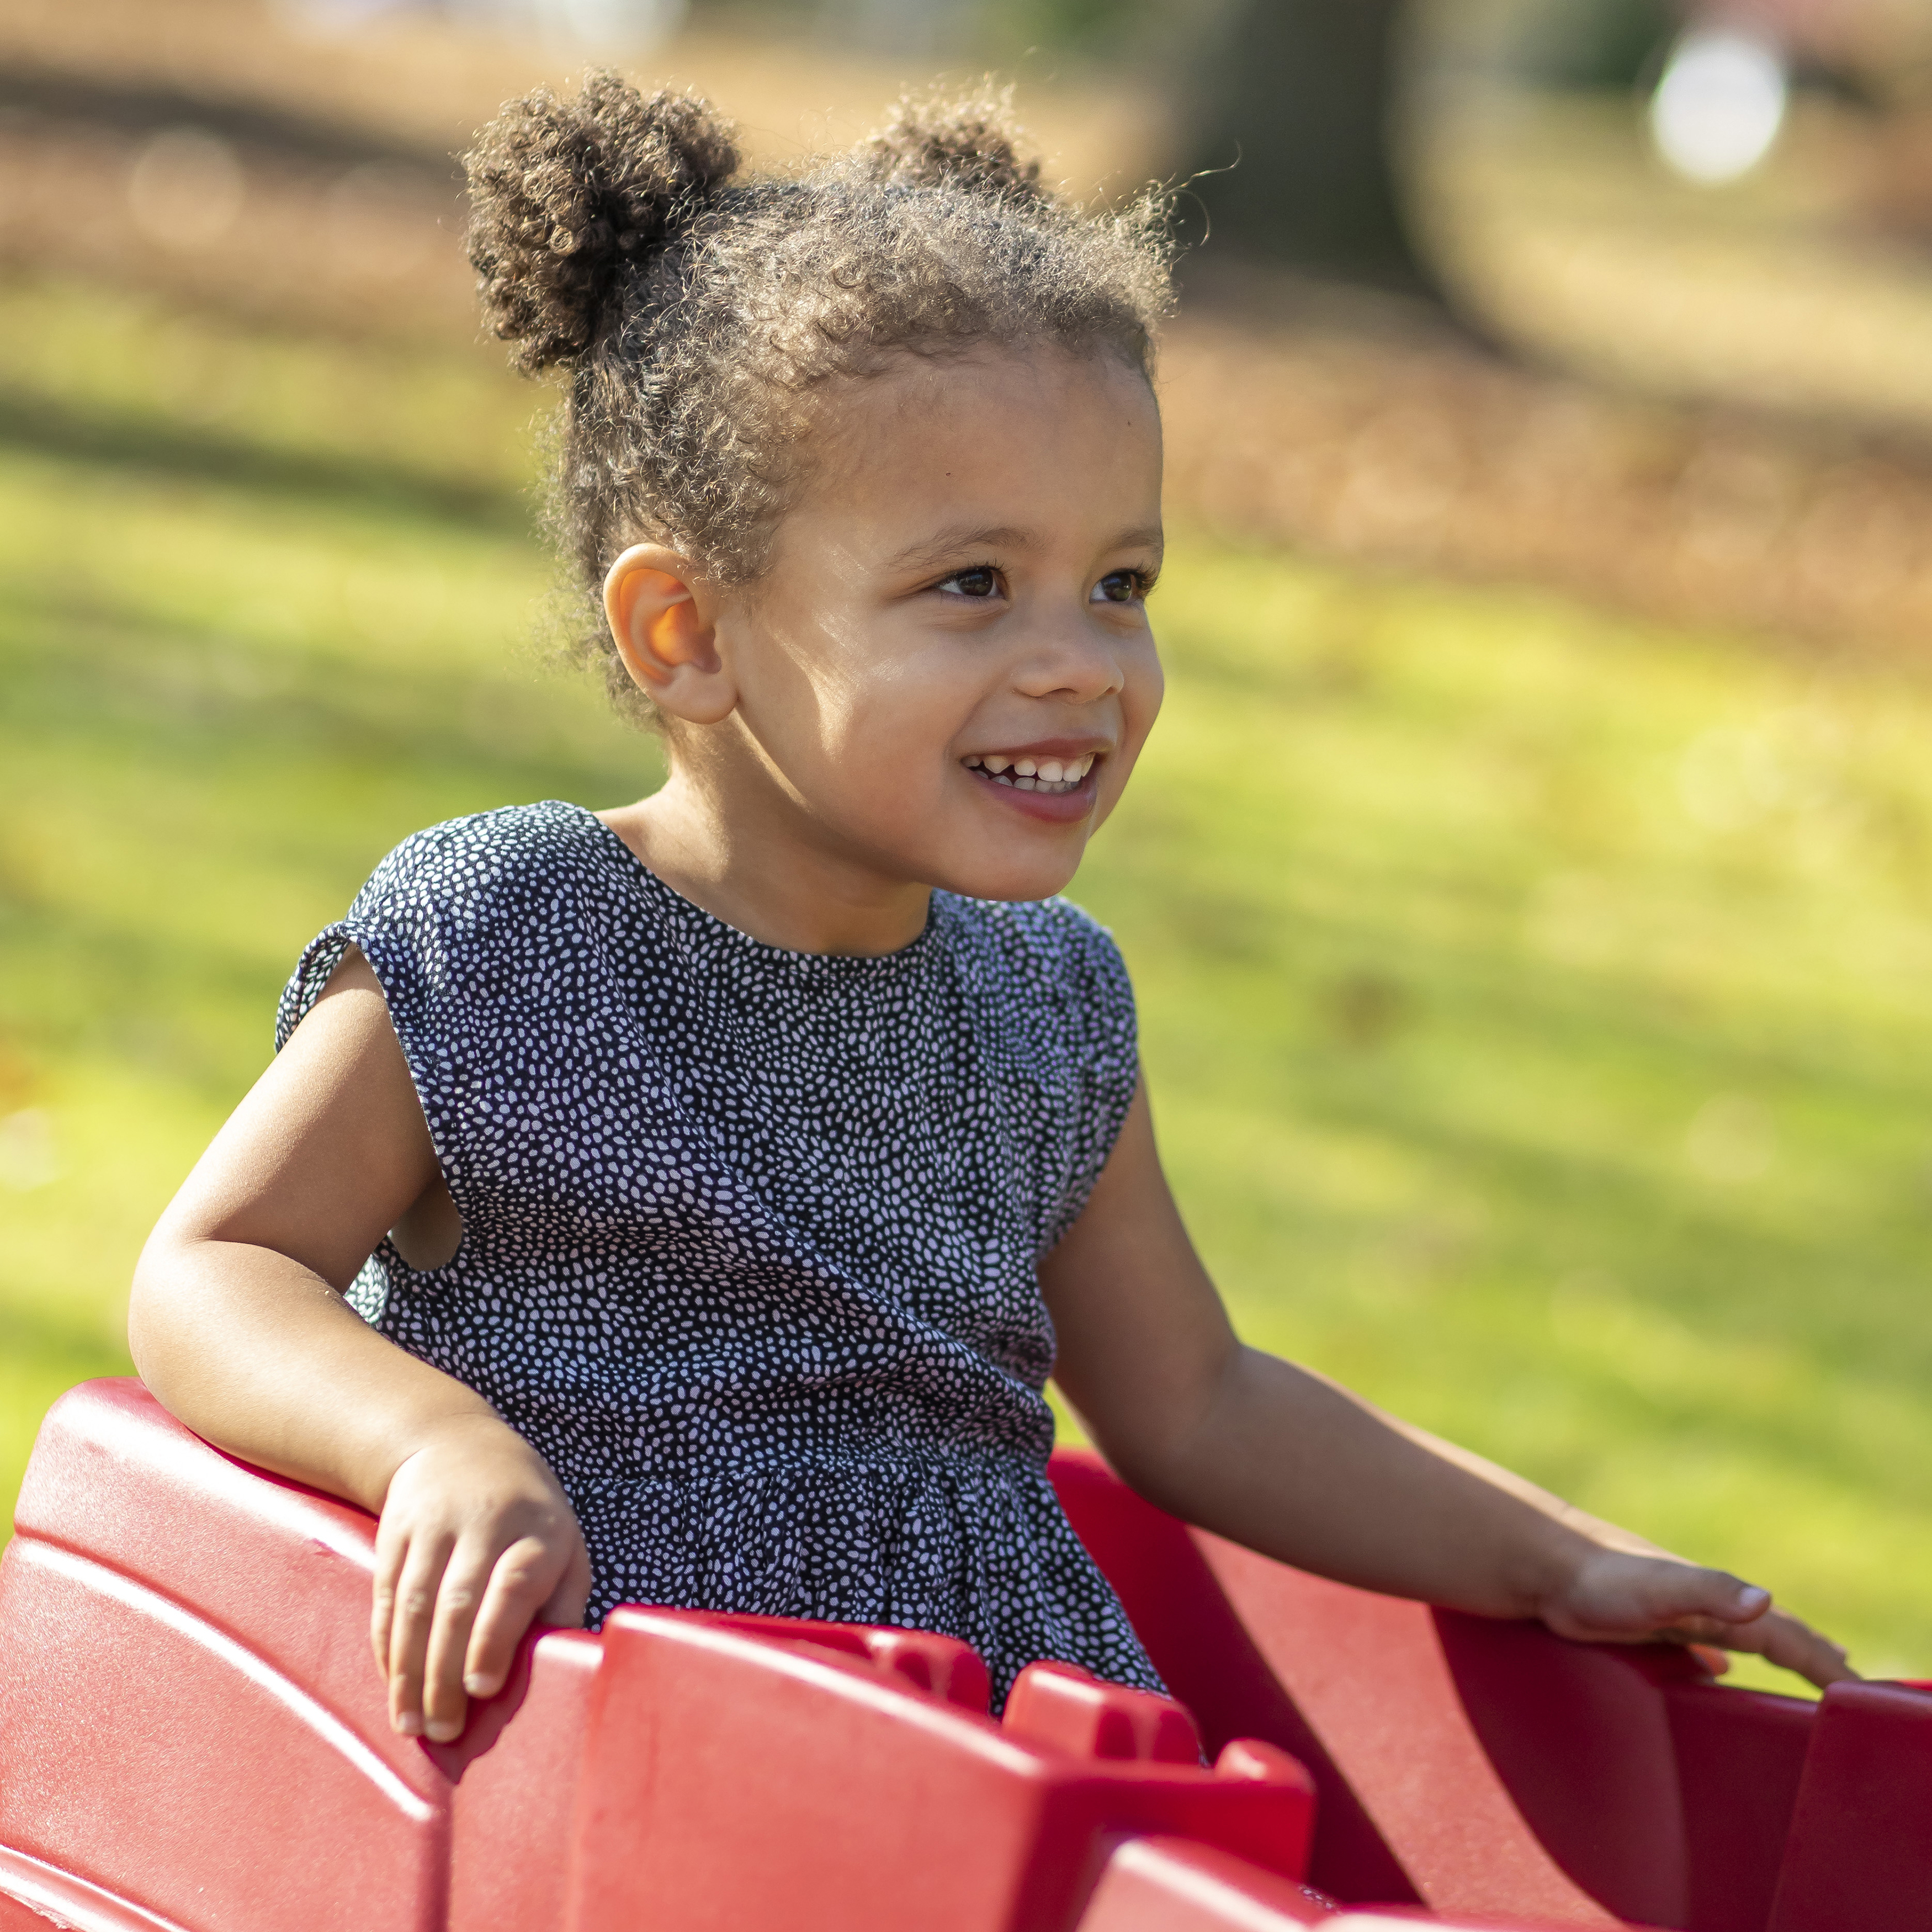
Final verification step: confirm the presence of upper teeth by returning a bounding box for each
[963,752,1096,794]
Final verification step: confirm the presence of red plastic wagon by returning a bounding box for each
[0,1379,1924,1932]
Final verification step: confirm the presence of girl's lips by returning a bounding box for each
[964,757,1099,823]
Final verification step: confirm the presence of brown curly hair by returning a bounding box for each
[463,72,1174,722]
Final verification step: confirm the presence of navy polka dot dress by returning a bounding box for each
[278,800,1163,1704]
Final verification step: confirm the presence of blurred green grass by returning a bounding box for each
[5,276,1932,1694]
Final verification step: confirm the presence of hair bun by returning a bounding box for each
[866,87,1048,204]
[466,73,738,373]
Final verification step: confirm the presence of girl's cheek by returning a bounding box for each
[1124,648,1165,745]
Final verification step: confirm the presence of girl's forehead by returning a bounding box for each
[778,353,1163,564]
[882,341,1151,408]
[811,346,1159,468]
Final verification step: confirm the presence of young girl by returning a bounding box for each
[128,76,1850,1747]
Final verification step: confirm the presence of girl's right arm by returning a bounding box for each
[128,949,591,1743]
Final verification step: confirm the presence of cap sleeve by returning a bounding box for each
[274,821,485,1222]
[1036,898,1140,1252]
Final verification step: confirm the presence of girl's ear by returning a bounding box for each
[603,545,739,725]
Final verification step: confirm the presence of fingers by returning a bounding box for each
[385,1526,457,1739]
[370,1512,407,1680]
[1648,1565,1771,1632]
[1772,1619,1858,1691]
[384,1528,566,1740]
[1709,1605,1858,1691]
[1629,1564,1856,1689]
[370,1430,591,1741]
[1551,1553,1768,1644]
[1639,1569,1766,1647]
[1548,1549,1856,1693]
[462,1532,582,1699]
[421,1541,498,1742]
[544,1533,595,1629]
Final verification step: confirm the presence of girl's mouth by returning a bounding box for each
[961,752,1096,797]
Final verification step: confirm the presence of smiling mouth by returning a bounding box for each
[962,752,1097,797]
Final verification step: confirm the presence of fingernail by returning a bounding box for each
[395,1712,423,1737]
[1737,1585,1770,1611]
[426,1719,462,1743]
[464,1673,498,1697]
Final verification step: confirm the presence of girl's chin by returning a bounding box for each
[932,819,1091,904]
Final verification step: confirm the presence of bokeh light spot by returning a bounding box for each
[1650,30,1789,185]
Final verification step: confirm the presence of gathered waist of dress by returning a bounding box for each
[561,1435,1114,1662]
[566,1437,1056,1501]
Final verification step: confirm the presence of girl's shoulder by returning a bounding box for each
[352,800,619,930]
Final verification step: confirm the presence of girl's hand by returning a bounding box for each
[1538,1546,1855,1691]
[372,1416,592,1743]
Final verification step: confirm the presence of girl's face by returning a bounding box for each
[684,345,1165,907]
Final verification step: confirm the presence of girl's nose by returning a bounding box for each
[1012,618,1128,703]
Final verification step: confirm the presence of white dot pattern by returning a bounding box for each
[277,801,1163,1704]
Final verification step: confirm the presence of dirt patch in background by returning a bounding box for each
[4,0,1931,658]
[1164,285,1932,656]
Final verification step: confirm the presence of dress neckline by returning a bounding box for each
[572,803,941,972]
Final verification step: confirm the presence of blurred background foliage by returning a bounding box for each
[6,0,1932,1693]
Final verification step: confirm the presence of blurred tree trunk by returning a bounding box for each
[1180,0,1440,297]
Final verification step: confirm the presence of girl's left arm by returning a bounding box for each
[1039,1081,1855,1690]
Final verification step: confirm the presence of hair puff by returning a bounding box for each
[465,75,739,373]
[865,86,1047,204]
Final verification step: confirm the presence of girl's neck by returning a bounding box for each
[599,772,933,958]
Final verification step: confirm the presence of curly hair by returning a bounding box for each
[464,73,1175,723]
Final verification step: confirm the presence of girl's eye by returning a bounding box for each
[937,565,1001,599]
[1092,569,1150,605]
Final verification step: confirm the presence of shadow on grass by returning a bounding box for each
[0,65,460,178]
[0,391,526,532]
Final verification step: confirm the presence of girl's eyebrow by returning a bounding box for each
[884,522,1165,573]
[885,524,1032,572]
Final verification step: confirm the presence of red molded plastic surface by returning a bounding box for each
[1076,1838,1339,1930]
[1764,1680,1932,1932]
[1049,1451,1417,1906]
[443,1630,603,1932]
[1432,1606,1699,1926]
[1006,1660,1206,1764]
[0,1381,444,1932]
[1051,1446,1822,1932]
[0,1845,197,1932]
[0,1382,1848,1932]
[565,1606,1316,1932]
[680,1608,994,1710]
[1,1383,1320,1932]
[0,1382,608,1932]
[1662,1680,1814,1932]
